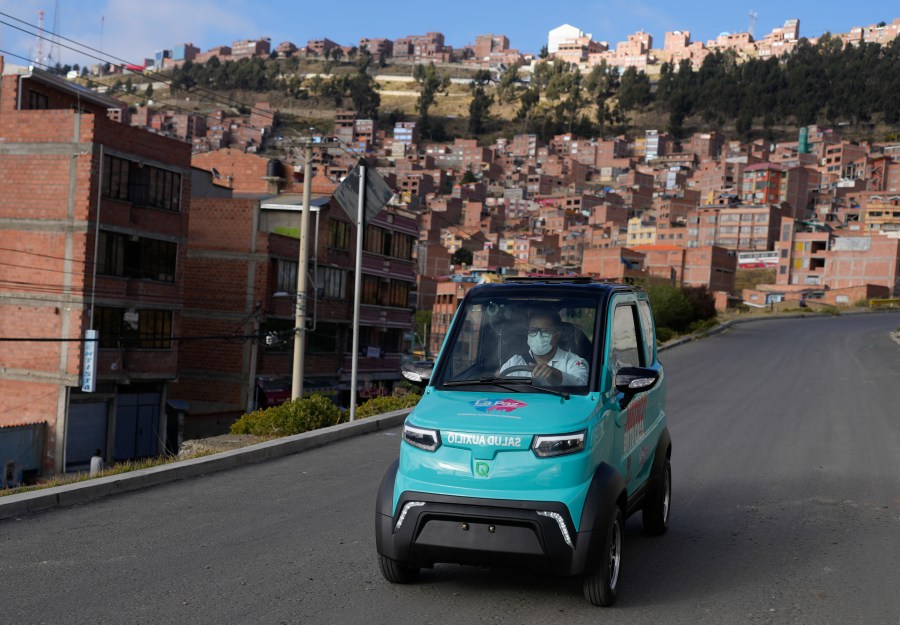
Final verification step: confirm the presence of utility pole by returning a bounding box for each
[349,161,366,421]
[292,142,314,400]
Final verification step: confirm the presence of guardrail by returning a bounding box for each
[869,298,900,308]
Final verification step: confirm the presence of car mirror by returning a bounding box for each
[401,361,435,388]
[615,366,659,395]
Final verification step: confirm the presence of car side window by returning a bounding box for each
[637,300,656,364]
[610,304,642,371]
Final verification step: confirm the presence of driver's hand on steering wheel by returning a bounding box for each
[532,364,562,385]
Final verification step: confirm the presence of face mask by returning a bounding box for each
[528,333,553,356]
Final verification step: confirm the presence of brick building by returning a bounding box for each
[172,164,418,424]
[429,277,479,355]
[0,61,191,475]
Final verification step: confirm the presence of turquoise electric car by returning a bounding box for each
[375,278,671,606]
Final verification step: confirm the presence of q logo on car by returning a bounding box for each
[474,461,491,478]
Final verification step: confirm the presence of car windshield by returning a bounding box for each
[433,294,599,395]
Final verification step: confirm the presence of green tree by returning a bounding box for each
[640,280,695,333]
[468,70,493,135]
[616,67,651,111]
[496,66,521,104]
[346,70,380,118]
[451,247,473,266]
[414,63,450,139]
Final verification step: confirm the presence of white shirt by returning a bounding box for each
[500,347,590,386]
[90,455,104,476]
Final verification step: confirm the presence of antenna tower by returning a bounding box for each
[748,10,758,38]
[34,10,46,68]
[47,0,62,67]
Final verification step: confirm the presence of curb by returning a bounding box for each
[0,408,412,521]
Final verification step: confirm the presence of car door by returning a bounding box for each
[607,295,649,493]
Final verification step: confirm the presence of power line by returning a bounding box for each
[0,333,263,342]
[0,11,279,122]
[0,46,278,139]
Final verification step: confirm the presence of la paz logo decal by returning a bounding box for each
[471,398,528,413]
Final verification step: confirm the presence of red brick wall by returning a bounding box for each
[193,148,298,194]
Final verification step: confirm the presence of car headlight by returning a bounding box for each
[532,430,586,458]
[403,424,441,452]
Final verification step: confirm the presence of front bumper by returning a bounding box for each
[376,491,597,575]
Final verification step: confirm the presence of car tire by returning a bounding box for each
[583,506,623,607]
[642,457,671,535]
[378,554,419,584]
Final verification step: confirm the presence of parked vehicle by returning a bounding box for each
[375,278,671,605]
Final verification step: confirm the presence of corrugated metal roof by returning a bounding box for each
[0,421,46,430]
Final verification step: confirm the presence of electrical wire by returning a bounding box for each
[0,12,279,122]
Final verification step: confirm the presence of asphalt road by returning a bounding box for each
[2,313,899,625]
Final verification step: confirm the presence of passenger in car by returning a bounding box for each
[499,309,590,385]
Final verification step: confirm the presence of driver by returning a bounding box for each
[499,309,589,386]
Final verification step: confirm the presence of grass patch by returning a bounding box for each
[0,452,214,498]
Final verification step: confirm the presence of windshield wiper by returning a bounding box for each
[442,377,525,393]
[442,377,570,400]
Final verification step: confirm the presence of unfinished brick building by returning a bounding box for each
[0,59,191,477]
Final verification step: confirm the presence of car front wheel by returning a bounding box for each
[583,506,623,606]
[378,554,419,584]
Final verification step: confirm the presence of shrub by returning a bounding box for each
[687,318,718,334]
[655,327,675,343]
[355,394,422,419]
[640,281,694,332]
[230,394,344,437]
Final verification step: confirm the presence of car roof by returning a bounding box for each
[466,278,646,300]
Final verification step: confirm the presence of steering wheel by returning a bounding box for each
[498,365,534,377]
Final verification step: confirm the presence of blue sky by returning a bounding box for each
[0,0,897,69]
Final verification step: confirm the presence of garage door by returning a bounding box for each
[66,402,108,472]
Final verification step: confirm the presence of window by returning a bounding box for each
[364,225,383,255]
[27,90,49,110]
[389,280,411,308]
[102,156,181,211]
[361,275,380,304]
[393,233,413,260]
[307,322,339,353]
[277,259,298,294]
[320,267,346,299]
[97,231,176,282]
[379,328,404,353]
[103,156,130,201]
[261,318,294,352]
[95,307,173,349]
[328,220,351,250]
[611,304,641,370]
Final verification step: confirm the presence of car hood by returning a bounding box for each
[407,388,597,435]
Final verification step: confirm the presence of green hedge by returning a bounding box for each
[354,394,421,419]
[230,393,422,437]
[231,394,344,437]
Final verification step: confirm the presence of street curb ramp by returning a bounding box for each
[0,409,412,521]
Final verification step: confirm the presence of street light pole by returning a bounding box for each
[292,142,314,400]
